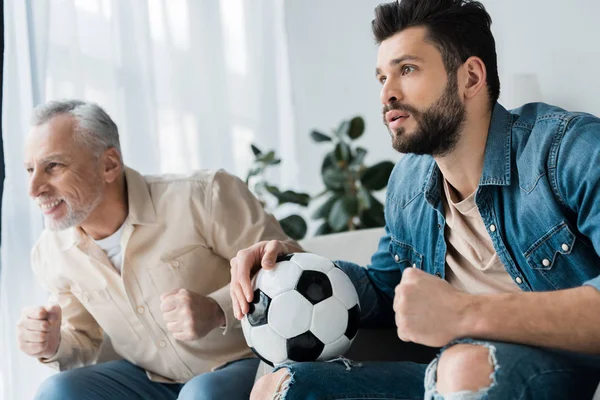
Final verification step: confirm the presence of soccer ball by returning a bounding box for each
[241,253,360,366]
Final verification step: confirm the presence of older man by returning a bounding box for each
[17,99,297,399]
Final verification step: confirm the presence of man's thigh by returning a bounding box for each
[35,360,181,400]
[425,339,600,400]
[268,359,428,400]
[179,357,260,400]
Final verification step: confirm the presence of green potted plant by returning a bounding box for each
[245,115,395,239]
[310,116,394,235]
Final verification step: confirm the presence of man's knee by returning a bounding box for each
[435,343,496,395]
[35,372,82,400]
[179,372,232,400]
[250,369,291,400]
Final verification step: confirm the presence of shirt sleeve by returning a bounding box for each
[32,244,104,370]
[554,114,600,290]
[203,170,300,334]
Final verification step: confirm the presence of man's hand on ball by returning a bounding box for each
[160,289,225,341]
[230,240,302,320]
[394,267,473,347]
[17,304,62,359]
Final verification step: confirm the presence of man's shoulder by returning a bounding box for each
[510,102,599,134]
[142,169,220,188]
[509,102,600,160]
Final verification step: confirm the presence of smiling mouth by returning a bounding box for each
[38,199,66,215]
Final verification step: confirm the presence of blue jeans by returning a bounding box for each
[35,357,260,400]
[272,340,600,399]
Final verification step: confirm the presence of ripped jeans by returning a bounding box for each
[270,339,600,400]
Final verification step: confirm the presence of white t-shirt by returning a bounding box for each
[92,223,125,273]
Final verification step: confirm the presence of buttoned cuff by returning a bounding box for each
[39,334,71,371]
[207,284,240,336]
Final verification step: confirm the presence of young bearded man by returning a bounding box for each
[229,1,600,399]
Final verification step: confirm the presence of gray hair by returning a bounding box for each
[31,99,123,165]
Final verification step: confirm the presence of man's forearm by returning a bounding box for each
[461,285,600,354]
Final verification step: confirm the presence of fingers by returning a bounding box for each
[19,329,48,343]
[233,282,248,320]
[23,306,48,320]
[46,304,62,324]
[261,240,286,269]
[160,294,178,313]
[172,332,194,341]
[18,340,47,356]
[234,248,258,304]
[166,321,184,333]
[160,288,180,302]
[162,308,179,323]
[20,318,50,332]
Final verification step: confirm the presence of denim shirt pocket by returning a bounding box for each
[388,239,424,270]
[524,222,576,271]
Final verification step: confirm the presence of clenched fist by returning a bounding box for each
[17,305,62,359]
[394,267,473,347]
[160,289,225,341]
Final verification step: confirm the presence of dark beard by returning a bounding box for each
[383,74,466,157]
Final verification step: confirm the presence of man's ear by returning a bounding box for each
[102,148,122,184]
[461,56,487,101]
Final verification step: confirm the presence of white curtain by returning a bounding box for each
[0,0,298,398]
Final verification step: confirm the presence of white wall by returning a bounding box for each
[483,0,600,114]
[284,0,399,200]
[284,0,600,199]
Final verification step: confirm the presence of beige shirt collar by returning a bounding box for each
[60,167,157,251]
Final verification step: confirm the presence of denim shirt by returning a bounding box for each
[338,102,600,327]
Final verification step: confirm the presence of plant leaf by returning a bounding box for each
[274,190,311,207]
[328,196,358,231]
[348,116,365,140]
[265,184,280,195]
[315,222,333,236]
[279,215,308,240]
[360,161,395,191]
[336,119,350,138]
[334,142,351,163]
[310,131,332,142]
[245,166,263,184]
[311,195,340,219]
[251,144,262,156]
[322,168,347,191]
[357,185,372,209]
[256,151,276,164]
[350,147,367,167]
[360,204,385,228]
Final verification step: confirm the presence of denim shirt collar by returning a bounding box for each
[423,103,513,205]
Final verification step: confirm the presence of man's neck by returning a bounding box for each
[434,108,492,202]
[81,177,129,240]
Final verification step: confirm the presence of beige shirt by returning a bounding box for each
[443,179,520,294]
[32,167,297,382]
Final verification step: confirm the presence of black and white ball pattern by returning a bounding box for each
[242,253,360,366]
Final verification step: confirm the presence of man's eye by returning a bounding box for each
[401,66,416,75]
[379,76,387,84]
[47,163,60,171]
[26,168,33,174]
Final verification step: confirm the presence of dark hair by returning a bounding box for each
[372,0,500,109]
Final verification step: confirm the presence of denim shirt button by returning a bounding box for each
[561,244,570,252]
[412,263,416,268]
[489,224,496,232]
[394,254,400,262]
[435,272,442,278]
[515,276,523,284]
[542,259,551,267]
